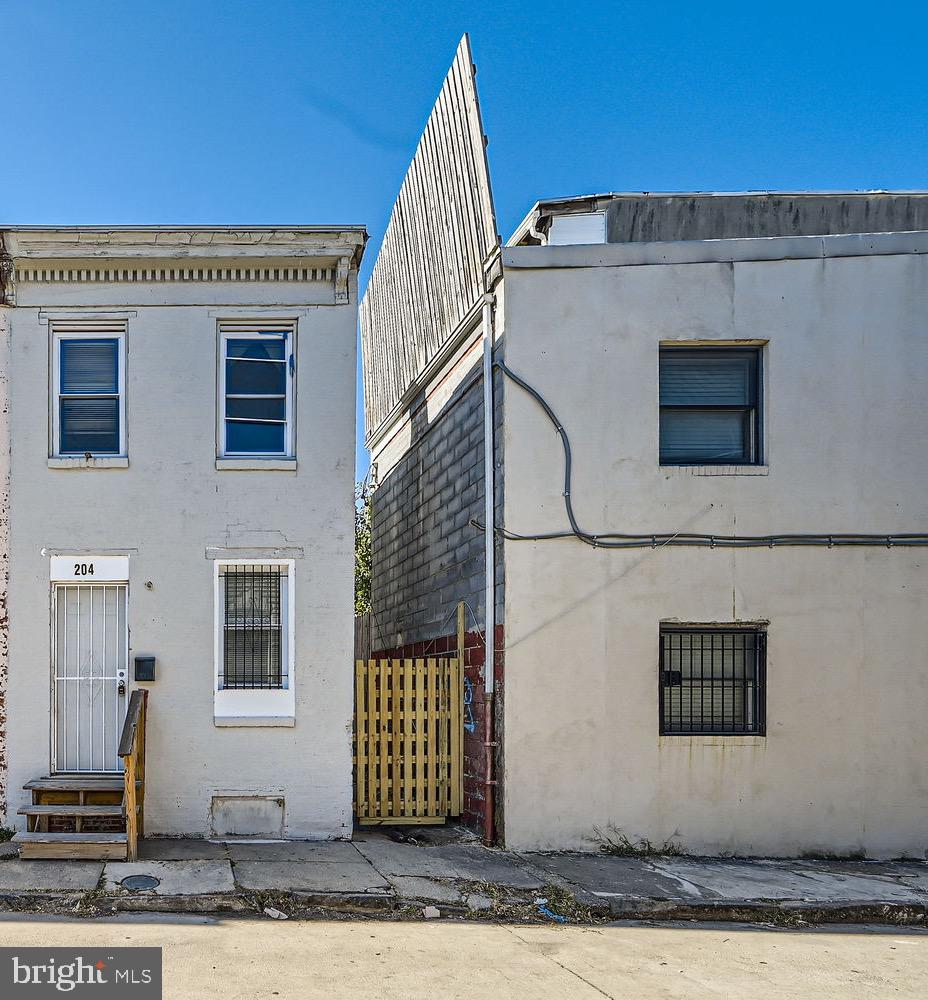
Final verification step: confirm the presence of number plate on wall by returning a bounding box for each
[50,555,130,582]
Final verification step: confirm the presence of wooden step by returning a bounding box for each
[18,804,124,818]
[24,777,127,793]
[13,831,127,860]
[14,831,126,843]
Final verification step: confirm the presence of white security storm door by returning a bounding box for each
[53,584,127,773]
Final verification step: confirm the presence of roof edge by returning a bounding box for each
[504,229,928,270]
[0,224,368,233]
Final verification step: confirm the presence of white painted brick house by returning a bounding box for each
[0,225,365,856]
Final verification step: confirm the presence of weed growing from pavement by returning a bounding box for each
[448,879,601,924]
[537,883,595,922]
[595,824,684,858]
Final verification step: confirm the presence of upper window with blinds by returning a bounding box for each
[659,346,762,466]
[53,328,126,457]
[219,325,294,458]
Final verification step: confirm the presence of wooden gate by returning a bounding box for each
[354,657,463,824]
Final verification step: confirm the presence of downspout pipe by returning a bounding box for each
[481,291,497,846]
[0,234,12,822]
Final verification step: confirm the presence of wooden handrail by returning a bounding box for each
[118,689,146,757]
[118,689,148,861]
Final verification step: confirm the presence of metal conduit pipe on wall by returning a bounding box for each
[487,359,928,550]
[481,291,497,847]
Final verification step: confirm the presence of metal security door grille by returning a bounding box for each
[53,584,127,773]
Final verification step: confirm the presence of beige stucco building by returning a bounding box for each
[0,225,365,853]
[500,195,928,856]
[364,192,928,858]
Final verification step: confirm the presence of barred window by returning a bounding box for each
[219,564,289,689]
[660,627,766,735]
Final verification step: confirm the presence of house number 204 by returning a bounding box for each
[73,563,95,576]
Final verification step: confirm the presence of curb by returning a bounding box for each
[1,890,926,926]
[288,890,397,913]
[106,890,399,915]
[107,894,255,914]
[0,892,86,912]
[598,897,928,926]
[0,890,400,918]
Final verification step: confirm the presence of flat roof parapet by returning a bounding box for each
[1,226,368,266]
[510,191,928,246]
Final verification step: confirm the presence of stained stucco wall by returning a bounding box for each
[500,245,928,857]
[5,278,357,839]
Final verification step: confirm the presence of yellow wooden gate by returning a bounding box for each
[354,657,463,824]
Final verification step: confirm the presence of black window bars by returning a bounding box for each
[660,626,766,735]
[220,564,287,690]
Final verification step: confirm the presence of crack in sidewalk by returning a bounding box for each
[501,924,617,999]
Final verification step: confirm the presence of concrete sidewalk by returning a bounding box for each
[2,915,926,1000]
[0,831,926,925]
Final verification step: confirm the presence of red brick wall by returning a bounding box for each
[373,624,504,837]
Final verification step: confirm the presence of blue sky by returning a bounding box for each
[3,1,927,479]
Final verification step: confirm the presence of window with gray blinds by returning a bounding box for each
[659,347,761,465]
[220,564,288,689]
[59,339,120,455]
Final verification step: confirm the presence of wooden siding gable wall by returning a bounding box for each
[360,34,499,442]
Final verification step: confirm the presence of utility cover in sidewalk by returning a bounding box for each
[121,874,161,891]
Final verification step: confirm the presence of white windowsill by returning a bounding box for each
[662,464,769,477]
[48,456,129,469]
[214,715,295,728]
[214,686,295,727]
[216,457,297,471]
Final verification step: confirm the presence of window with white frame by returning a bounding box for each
[217,563,291,690]
[219,325,294,457]
[52,325,126,456]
